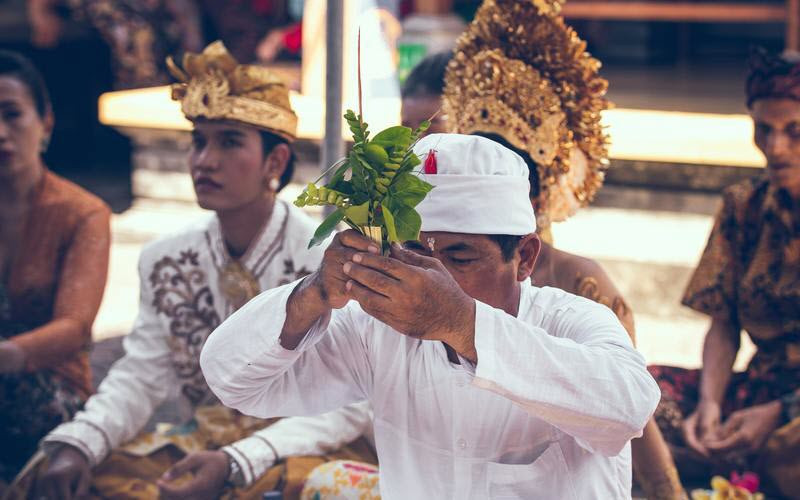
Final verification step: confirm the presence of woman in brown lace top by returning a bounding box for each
[0,50,111,484]
[648,48,800,497]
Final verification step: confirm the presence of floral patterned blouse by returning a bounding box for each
[683,176,800,379]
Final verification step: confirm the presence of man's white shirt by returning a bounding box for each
[201,278,660,499]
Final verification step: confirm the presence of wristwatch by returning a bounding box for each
[223,451,246,488]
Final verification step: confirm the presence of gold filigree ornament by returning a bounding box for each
[218,260,261,311]
[168,41,298,141]
[444,0,610,229]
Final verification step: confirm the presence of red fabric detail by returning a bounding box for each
[343,462,378,474]
[283,23,302,54]
[730,472,760,494]
[424,149,437,174]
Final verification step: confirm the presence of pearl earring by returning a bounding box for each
[40,135,51,153]
[268,178,280,191]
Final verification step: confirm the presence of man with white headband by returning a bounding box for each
[200,134,661,498]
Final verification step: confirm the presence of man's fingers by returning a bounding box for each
[324,247,360,268]
[705,429,748,453]
[161,454,199,481]
[344,261,399,296]
[682,416,709,457]
[350,251,415,281]
[390,243,439,269]
[55,475,74,500]
[336,230,381,253]
[717,414,743,438]
[74,469,91,498]
[158,478,197,499]
[346,279,390,314]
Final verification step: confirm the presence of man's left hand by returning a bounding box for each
[343,243,477,361]
[704,401,782,456]
[157,450,230,500]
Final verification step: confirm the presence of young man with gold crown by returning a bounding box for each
[22,41,373,500]
[200,131,661,499]
[441,1,685,498]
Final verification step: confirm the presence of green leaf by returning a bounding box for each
[412,120,431,140]
[327,178,354,196]
[328,158,352,186]
[353,151,378,174]
[371,126,412,148]
[344,202,370,226]
[308,208,345,248]
[381,199,399,243]
[389,173,434,208]
[392,206,422,242]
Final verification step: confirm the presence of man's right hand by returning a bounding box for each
[281,230,379,349]
[682,399,722,457]
[308,230,381,310]
[35,445,92,500]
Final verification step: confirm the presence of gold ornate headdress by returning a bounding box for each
[167,41,297,141]
[444,0,609,226]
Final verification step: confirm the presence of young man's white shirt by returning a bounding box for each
[201,277,660,499]
[43,201,372,487]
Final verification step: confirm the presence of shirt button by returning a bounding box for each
[457,438,467,449]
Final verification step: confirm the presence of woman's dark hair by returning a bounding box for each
[401,51,452,99]
[471,132,541,199]
[0,50,51,118]
[260,131,295,191]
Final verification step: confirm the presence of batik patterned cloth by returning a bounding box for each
[0,285,84,483]
[300,460,380,500]
[67,0,188,88]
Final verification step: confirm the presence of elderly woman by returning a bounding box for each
[648,48,800,497]
[0,50,111,486]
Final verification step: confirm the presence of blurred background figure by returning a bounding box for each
[28,0,203,88]
[648,47,800,499]
[0,49,111,489]
[399,50,450,135]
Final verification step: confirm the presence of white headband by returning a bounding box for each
[413,134,537,236]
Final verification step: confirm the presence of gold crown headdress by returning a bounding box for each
[444,0,609,225]
[167,41,297,141]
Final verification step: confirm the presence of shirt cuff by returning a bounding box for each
[470,299,501,386]
[222,435,278,487]
[42,419,113,467]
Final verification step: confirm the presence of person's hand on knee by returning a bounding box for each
[157,450,231,500]
[35,445,91,500]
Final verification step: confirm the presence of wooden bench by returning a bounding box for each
[561,1,800,51]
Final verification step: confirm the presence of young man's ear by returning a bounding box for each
[516,233,541,282]
[42,107,55,142]
[263,142,290,180]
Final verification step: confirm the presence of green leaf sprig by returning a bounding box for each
[294,111,433,250]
